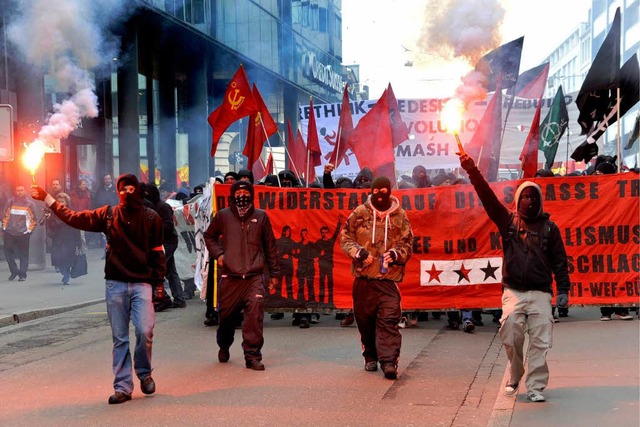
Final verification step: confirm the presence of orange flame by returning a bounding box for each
[441,98,465,133]
[22,139,48,177]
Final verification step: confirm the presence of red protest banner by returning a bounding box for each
[210,174,639,310]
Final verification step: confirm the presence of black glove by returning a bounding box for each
[355,248,370,262]
[459,154,476,172]
[556,293,569,308]
[31,185,48,201]
[387,249,398,263]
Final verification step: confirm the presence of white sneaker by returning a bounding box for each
[600,315,611,321]
[504,383,519,396]
[612,313,633,321]
[398,317,407,329]
[526,391,545,402]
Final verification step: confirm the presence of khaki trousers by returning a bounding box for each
[499,288,554,394]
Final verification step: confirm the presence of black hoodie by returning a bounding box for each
[466,167,570,295]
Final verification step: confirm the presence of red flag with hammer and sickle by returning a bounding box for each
[208,65,258,157]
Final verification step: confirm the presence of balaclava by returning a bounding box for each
[116,173,143,210]
[515,181,543,221]
[231,180,254,217]
[370,176,392,211]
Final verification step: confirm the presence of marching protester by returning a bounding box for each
[144,183,187,311]
[459,153,570,403]
[204,180,280,371]
[46,192,83,285]
[2,184,36,281]
[340,176,414,380]
[31,174,166,404]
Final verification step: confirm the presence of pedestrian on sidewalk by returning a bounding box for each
[2,184,36,281]
[340,176,414,380]
[204,180,280,371]
[31,173,166,405]
[46,192,82,285]
[459,153,570,403]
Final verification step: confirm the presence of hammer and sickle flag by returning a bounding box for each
[208,65,258,157]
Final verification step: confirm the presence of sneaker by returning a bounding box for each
[299,317,310,329]
[504,383,519,396]
[463,320,475,333]
[553,316,560,323]
[526,391,545,402]
[340,313,355,327]
[18,277,26,282]
[218,349,230,363]
[613,313,634,321]
[364,361,378,372]
[108,391,132,404]
[398,317,407,329]
[172,301,186,308]
[140,377,156,395]
[245,360,265,371]
[445,321,460,330]
[310,313,320,324]
[600,315,612,321]
[381,363,397,380]
[8,274,16,281]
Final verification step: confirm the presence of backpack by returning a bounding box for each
[506,216,552,253]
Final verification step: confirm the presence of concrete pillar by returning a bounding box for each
[157,55,177,189]
[185,53,209,186]
[116,22,140,177]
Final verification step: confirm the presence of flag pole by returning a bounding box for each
[616,87,621,172]
[305,149,310,188]
[258,115,281,186]
[334,125,342,171]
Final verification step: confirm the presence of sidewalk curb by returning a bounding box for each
[0,299,105,329]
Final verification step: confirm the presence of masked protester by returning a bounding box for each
[340,176,414,380]
[459,153,570,403]
[204,181,281,371]
[31,174,166,405]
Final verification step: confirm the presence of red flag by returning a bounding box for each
[252,157,266,182]
[349,89,396,182]
[465,77,503,181]
[387,83,410,147]
[265,152,274,175]
[306,98,322,183]
[208,65,258,156]
[512,63,550,99]
[519,96,543,178]
[287,119,306,180]
[330,85,354,167]
[244,84,277,169]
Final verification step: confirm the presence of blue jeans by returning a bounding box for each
[105,280,155,394]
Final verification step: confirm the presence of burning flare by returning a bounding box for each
[22,139,50,180]
[441,99,466,154]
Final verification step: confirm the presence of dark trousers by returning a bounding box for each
[352,277,402,366]
[4,233,30,278]
[216,275,265,362]
[318,266,334,304]
[297,273,315,301]
[276,262,293,299]
[164,242,185,304]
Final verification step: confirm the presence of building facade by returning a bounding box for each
[0,0,347,193]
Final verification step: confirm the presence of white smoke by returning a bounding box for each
[7,0,129,150]
[418,0,506,105]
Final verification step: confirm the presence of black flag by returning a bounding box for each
[576,8,621,136]
[625,115,640,150]
[475,36,524,91]
[571,53,639,163]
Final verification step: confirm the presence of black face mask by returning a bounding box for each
[371,192,391,211]
[518,190,540,220]
[234,195,252,208]
[118,192,138,208]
